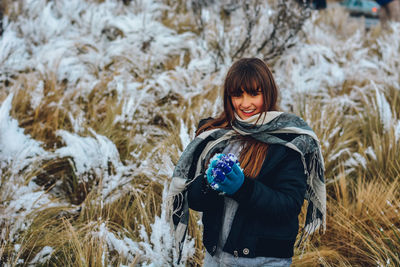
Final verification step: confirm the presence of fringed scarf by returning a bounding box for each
[167,111,326,263]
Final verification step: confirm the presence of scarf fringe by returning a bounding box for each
[297,149,326,250]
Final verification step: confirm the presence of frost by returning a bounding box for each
[344,152,367,169]
[158,154,175,177]
[5,184,52,215]
[373,81,392,132]
[55,129,122,176]
[54,129,132,201]
[365,146,377,161]
[0,94,47,173]
[0,25,29,75]
[137,183,195,266]
[0,94,56,242]
[68,112,85,133]
[395,120,400,142]
[329,148,351,162]
[29,246,54,264]
[179,119,190,151]
[30,81,44,110]
[92,184,195,266]
[94,222,137,262]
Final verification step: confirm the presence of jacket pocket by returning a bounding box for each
[248,216,299,240]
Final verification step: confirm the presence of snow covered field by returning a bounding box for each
[0,0,399,266]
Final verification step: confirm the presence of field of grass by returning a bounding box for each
[0,0,399,266]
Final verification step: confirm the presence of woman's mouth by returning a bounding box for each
[240,109,256,116]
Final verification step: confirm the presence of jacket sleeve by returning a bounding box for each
[229,147,307,222]
[186,117,220,212]
[187,173,220,212]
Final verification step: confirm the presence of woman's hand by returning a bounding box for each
[206,153,244,195]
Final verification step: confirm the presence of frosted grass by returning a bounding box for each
[29,246,54,265]
[55,129,122,177]
[0,94,48,173]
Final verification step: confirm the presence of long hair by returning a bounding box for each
[196,58,280,178]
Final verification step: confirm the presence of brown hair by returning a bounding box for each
[196,58,280,178]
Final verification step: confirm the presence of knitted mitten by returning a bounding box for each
[206,153,243,194]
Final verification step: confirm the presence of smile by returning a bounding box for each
[241,109,256,114]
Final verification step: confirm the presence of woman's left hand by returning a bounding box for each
[217,163,244,195]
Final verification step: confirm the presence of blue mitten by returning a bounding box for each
[206,154,224,185]
[218,163,244,195]
[206,153,244,195]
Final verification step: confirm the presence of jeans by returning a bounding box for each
[203,251,292,267]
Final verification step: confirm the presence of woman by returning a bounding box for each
[168,58,326,266]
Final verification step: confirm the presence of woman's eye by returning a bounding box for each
[231,93,242,97]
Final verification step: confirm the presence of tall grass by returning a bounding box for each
[291,85,400,266]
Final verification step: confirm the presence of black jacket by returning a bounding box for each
[187,133,307,259]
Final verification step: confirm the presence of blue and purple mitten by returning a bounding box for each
[206,153,244,195]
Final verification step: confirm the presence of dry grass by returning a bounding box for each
[311,172,400,267]
[288,79,400,266]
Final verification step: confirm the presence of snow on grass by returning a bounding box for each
[1,0,200,96]
[344,152,367,173]
[91,184,194,266]
[0,25,29,76]
[365,146,377,161]
[0,94,48,173]
[29,246,54,265]
[1,181,57,245]
[94,222,138,263]
[55,129,122,177]
[55,128,134,201]
[179,119,191,151]
[136,184,195,266]
[373,81,392,132]
[0,94,59,245]
[395,120,400,142]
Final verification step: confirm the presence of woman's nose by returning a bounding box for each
[240,94,251,107]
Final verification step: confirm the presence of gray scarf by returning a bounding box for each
[167,111,326,263]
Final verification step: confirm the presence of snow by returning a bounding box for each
[344,152,367,171]
[395,120,400,142]
[179,119,190,151]
[373,81,392,132]
[136,183,195,266]
[30,80,44,110]
[365,146,377,161]
[0,94,47,172]
[94,222,137,261]
[55,129,122,176]
[29,246,54,265]
[90,184,194,266]
[55,129,134,201]
[5,184,52,214]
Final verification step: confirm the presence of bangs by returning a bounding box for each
[226,68,263,97]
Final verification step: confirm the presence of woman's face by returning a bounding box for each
[231,90,264,120]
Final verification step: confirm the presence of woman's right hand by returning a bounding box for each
[206,154,224,186]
